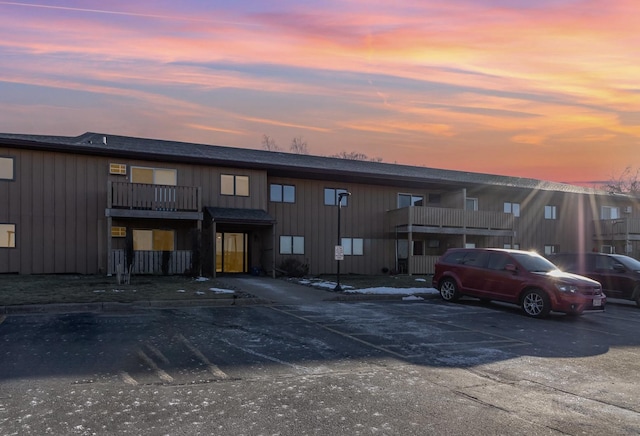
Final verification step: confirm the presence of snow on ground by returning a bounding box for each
[297,278,439,296]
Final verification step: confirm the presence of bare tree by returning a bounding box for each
[602,166,640,195]
[261,134,281,151]
[290,136,309,154]
[331,151,383,162]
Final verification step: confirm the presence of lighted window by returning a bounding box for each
[133,229,175,251]
[0,224,16,248]
[270,184,295,203]
[131,167,177,185]
[280,236,304,254]
[0,157,14,180]
[324,188,349,206]
[504,202,521,217]
[341,238,364,256]
[109,163,127,175]
[221,174,249,196]
[544,205,557,220]
[111,226,126,237]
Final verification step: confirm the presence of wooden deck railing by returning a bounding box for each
[388,206,514,231]
[109,182,201,212]
[110,250,193,275]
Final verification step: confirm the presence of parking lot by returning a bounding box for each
[1,297,639,435]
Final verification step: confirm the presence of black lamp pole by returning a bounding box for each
[334,191,351,292]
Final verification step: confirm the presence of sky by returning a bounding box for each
[0,0,638,186]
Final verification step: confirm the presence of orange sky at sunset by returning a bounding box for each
[0,1,638,186]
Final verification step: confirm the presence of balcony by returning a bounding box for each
[388,206,514,236]
[593,219,640,242]
[106,181,203,220]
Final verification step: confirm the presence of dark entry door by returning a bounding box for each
[216,232,248,273]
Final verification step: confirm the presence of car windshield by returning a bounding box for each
[510,252,558,272]
[613,255,640,271]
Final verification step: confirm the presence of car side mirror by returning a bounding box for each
[505,264,517,273]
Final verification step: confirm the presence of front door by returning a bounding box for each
[216,232,248,273]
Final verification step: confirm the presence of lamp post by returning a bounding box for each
[334,191,351,292]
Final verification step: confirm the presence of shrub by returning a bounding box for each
[279,258,309,277]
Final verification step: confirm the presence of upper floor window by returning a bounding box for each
[0,156,15,180]
[504,202,521,217]
[324,188,349,206]
[601,206,620,220]
[221,174,249,196]
[109,163,127,175]
[398,194,424,208]
[466,198,478,211]
[0,224,16,248]
[270,184,295,203]
[341,237,364,256]
[131,166,177,186]
[544,205,557,220]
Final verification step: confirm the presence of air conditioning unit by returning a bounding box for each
[624,206,632,214]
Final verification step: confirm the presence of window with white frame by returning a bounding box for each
[503,243,520,250]
[0,224,16,248]
[324,188,349,206]
[341,238,364,255]
[280,236,304,254]
[504,202,521,217]
[601,206,620,220]
[0,156,15,180]
[544,245,558,255]
[109,163,127,175]
[466,198,478,211]
[398,194,424,208]
[544,205,557,220]
[221,174,249,196]
[270,184,295,203]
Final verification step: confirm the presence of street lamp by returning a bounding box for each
[334,191,351,292]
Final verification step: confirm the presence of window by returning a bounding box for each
[544,205,557,220]
[109,163,127,175]
[341,238,364,256]
[601,206,620,220]
[111,226,126,237]
[221,174,249,196]
[398,194,424,208]
[466,198,478,211]
[133,229,175,251]
[0,157,14,180]
[131,166,176,185]
[503,243,520,250]
[504,202,521,217]
[324,188,349,206]
[280,236,304,254]
[0,224,16,248]
[270,184,295,203]
[544,245,558,255]
[412,240,424,256]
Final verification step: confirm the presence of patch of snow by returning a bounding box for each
[195,291,205,295]
[414,278,427,282]
[209,288,234,294]
[402,295,424,301]
[344,287,439,295]
[93,290,105,293]
[176,290,186,293]
[194,277,209,282]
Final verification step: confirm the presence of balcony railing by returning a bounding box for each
[109,181,201,212]
[388,206,514,231]
[110,249,193,275]
[593,219,640,241]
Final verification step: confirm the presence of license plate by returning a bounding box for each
[593,298,602,307]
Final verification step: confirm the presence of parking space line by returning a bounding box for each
[137,350,173,383]
[175,334,229,380]
[119,371,138,386]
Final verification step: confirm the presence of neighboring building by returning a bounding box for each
[1,132,639,276]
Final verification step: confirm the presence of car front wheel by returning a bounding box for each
[439,279,460,302]
[521,289,550,318]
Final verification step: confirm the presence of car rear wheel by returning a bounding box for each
[521,289,550,318]
[439,279,460,302]
[634,285,640,308]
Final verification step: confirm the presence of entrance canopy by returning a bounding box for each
[204,207,276,225]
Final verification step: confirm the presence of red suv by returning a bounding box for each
[432,248,606,318]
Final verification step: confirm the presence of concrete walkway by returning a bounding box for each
[215,276,338,305]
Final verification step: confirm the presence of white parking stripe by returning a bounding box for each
[176,334,229,380]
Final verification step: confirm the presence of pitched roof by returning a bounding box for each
[0,131,608,195]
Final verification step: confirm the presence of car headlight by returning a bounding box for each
[555,283,578,293]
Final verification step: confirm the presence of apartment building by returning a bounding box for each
[1,132,639,276]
